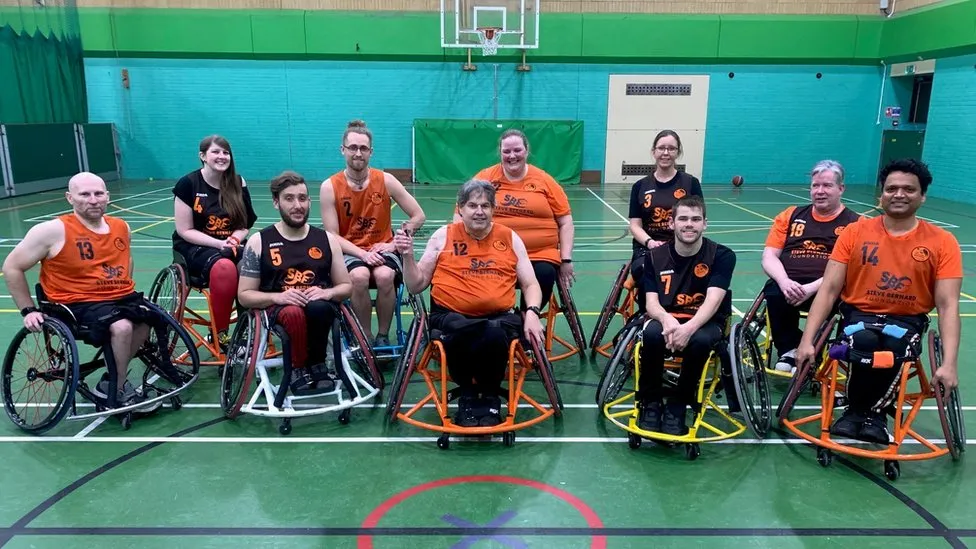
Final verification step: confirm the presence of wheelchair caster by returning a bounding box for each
[628,433,642,449]
[817,448,833,467]
[503,431,515,447]
[338,410,351,425]
[437,434,450,450]
[884,460,900,481]
[120,413,132,431]
[685,443,700,461]
[170,396,182,411]
[279,419,292,436]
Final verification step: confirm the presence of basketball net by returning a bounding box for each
[477,27,501,56]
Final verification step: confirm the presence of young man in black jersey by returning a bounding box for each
[237,171,352,395]
[637,195,736,435]
[761,160,860,372]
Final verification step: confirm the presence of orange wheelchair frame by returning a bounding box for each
[778,316,965,481]
[386,295,564,449]
[589,261,639,359]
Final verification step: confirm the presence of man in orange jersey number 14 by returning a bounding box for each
[796,159,962,445]
[3,173,158,406]
[394,179,544,429]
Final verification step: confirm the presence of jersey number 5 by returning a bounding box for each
[860,245,879,266]
[270,248,282,266]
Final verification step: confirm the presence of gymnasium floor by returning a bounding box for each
[0,179,974,548]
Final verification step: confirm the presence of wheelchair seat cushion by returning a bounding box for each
[57,292,163,347]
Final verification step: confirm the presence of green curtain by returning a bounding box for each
[0,24,88,124]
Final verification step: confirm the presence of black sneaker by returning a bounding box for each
[478,395,503,427]
[662,402,689,436]
[830,408,865,439]
[453,395,480,427]
[637,401,663,432]
[858,412,891,445]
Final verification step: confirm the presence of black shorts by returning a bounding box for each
[62,292,160,346]
[174,242,239,287]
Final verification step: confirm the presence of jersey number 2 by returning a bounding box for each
[76,241,94,260]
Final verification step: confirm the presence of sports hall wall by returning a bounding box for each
[63,0,976,193]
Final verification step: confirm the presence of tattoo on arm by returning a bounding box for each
[239,246,261,278]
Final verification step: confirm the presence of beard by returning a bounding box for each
[281,208,309,229]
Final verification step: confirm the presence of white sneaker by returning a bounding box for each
[775,349,797,372]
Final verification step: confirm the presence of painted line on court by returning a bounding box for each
[714,198,774,222]
[22,186,172,222]
[585,188,628,223]
[764,187,959,229]
[73,417,107,438]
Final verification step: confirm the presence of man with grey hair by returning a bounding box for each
[394,179,545,428]
[760,160,862,371]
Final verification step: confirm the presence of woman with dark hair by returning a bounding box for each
[172,135,258,349]
[627,130,704,313]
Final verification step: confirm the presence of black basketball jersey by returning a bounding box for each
[631,171,700,249]
[258,225,334,292]
[780,205,861,282]
[647,237,731,321]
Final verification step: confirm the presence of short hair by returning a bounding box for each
[673,195,706,218]
[811,159,845,185]
[879,158,933,194]
[499,128,529,152]
[270,170,307,200]
[343,119,372,147]
[456,179,496,208]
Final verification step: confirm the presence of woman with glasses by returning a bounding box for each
[627,130,704,314]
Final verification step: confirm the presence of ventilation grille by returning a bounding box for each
[625,83,692,96]
[621,163,686,176]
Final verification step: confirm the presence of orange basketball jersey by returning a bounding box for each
[472,164,571,265]
[431,222,518,317]
[40,214,135,304]
[830,216,962,316]
[330,169,393,249]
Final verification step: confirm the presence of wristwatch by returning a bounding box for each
[526,305,542,317]
[20,306,38,317]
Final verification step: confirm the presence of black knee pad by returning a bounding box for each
[305,300,337,321]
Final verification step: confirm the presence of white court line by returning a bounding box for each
[23,186,172,223]
[586,188,629,223]
[73,417,107,438]
[764,187,960,229]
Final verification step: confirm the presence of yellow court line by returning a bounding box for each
[961,292,976,302]
[715,198,774,222]
[131,218,174,234]
[110,204,171,220]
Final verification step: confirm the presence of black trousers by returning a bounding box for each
[761,279,812,356]
[637,317,724,406]
[520,260,558,310]
[429,306,522,395]
[629,249,648,315]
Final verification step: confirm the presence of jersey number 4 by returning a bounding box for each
[193,197,204,214]
[861,245,879,266]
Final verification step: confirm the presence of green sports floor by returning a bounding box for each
[0,179,974,548]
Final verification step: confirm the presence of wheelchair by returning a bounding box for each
[596,308,771,460]
[149,251,239,367]
[2,285,200,434]
[539,277,587,362]
[589,261,639,359]
[385,293,564,449]
[356,273,409,362]
[777,314,966,481]
[220,301,382,435]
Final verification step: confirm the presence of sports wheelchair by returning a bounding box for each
[777,314,965,481]
[220,301,382,435]
[357,272,410,362]
[589,261,639,359]
[596,307,771,460]
[2,285,200,434]
[538,277,587,362]
[149,250,239,367]
[385,293,564,449]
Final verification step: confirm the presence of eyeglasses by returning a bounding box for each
[344,145,372,153]
[655,146,679,154]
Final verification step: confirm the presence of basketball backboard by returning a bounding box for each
[441,0,540,51]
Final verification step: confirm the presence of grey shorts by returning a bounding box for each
[343,251,402,275]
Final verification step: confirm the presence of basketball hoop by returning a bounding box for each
[477,26,502,56]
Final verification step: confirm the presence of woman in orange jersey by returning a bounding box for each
[396,180,545,428]
[172,135,258,350]
[464,129,574,309]
[796,159,962,445]
[627,130,703,314]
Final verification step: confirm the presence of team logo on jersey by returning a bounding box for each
[911,246,931,262]
[501,195,527,208]
[694,263,709,278]
[651,207,671,224]
[469,259,497,271]
[524,182,537,192]
[102,264,126,280]
[492,239,508,252]
[113,237,126,251]
[801,240,828,252]
[673,188,686,199]
[369,192,384,205]
[834,225,847,236]
[676,292,705,307]
[283,269,316,287]
[206,215,231,232]
[876,272,912,292]
[308,247,323,260]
